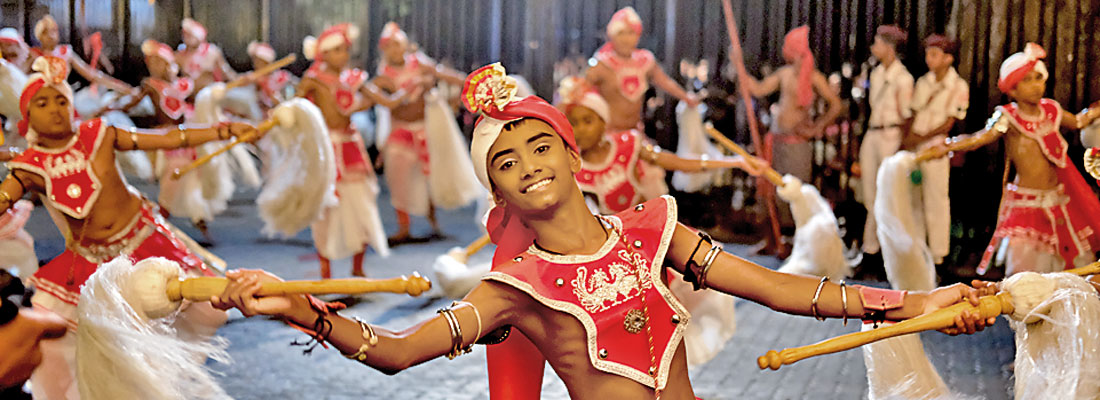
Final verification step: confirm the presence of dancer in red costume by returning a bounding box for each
[0,28,32,73]
[298,23,415,278]
[558,76,765,214]
[925,43,1100,275]
[586,7,699,132]
[175,18,238,93]
[374,22,469,244]
[210,63,994,400]
[1,55,260,399]
[29,16,130,94]
[246,41,295,113]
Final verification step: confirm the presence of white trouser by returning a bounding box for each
[860,127,902,253]
[917,138,950,262]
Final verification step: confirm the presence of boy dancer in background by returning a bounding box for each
[586,7,699,132]
[175,18,238,93]
[925,43,1100,275]
[373,22,468,245]
[210,62,994,400]
[298,23,414,278]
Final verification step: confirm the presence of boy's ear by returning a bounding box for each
[568,148,582,173]
[945,54,955,65]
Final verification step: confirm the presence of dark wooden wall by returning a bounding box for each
[4,0,1097,129]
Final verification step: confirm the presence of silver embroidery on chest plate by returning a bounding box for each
[571,249,653,314]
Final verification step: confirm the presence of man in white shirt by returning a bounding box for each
[861,25,914,254]
[906,35,969,264]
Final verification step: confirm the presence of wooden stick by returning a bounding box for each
[464,234,492,259]
[165,273,432,302]
[758,260,1100,370]
[705,124,784,186]
[171,118,279,179]
[224,54,296,90]
[1065,260,1100,277]
[719,0,783,248]
[757,292,1016,370]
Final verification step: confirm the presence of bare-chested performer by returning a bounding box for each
[924,43,1100,275]
[210,63,994,400]
[175,18,238,94]
[30,15,130,94]
[733,26,842,238]
[586,7,699,132]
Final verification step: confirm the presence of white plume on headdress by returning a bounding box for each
[302,36,318,60]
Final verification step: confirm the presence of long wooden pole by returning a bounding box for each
[720,0,783,249]
[706,124,784,186]
[758,259,1100,370]
[171,118,279,179]
[166,273,433,302]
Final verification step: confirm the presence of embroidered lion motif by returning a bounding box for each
[571,250,653,313]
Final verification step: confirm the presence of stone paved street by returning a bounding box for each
[26,184,1017,399]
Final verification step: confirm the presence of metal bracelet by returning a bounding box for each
[177,125,188,147]
[699,243,723,290]
[839,280,848,326]
[453,301,482,343]
[811,276,830,321]
[437,306,471,360]
[129,128,140,150]
[343,317,378,362]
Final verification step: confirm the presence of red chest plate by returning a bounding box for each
[146,78,195,120]
[306,64,367,116]
[596,46,655,101]
[379,53,423,91]
[577,131,643,213]
[1001,99,1067,168]
[10,119,106,219]
[484,196,688,390]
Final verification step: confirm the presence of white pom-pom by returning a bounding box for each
[345,25,360,42]
[1081,123,1100,148]
[207,82,226,103]
[776,174,803,202]
[127,258,184,320]
[1003,271,1057,323]
[302,36,318,60]
[273,102,297,129]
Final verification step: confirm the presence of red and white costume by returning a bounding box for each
[302,24,389,260]
[466,64,722,398]
[978,43,1100,273]
[10,58,221,397]
[595,7,654,105]
[576,130,668,214]
[483,196,690,391]
[247,41,293,109]
[594,45,655,104]
[378,51,433,216]
[9,118,213,322]
[979,99,1100,272]
[176,19,227,83]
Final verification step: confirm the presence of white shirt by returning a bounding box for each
[911,67,969,136]
[868,60,914,128]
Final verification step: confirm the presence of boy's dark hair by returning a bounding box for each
[876,25,908,49]
[923,34,959,57]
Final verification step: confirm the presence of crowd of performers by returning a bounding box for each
[0,5,1099,399]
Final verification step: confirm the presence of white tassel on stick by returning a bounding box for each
[863,150,950,399]
[257,98,337,237]
[671,103,723,192]
[1003,272,1100,399]
[776,175,854,281]
[76,257,231,400]
[424,88,485,209]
